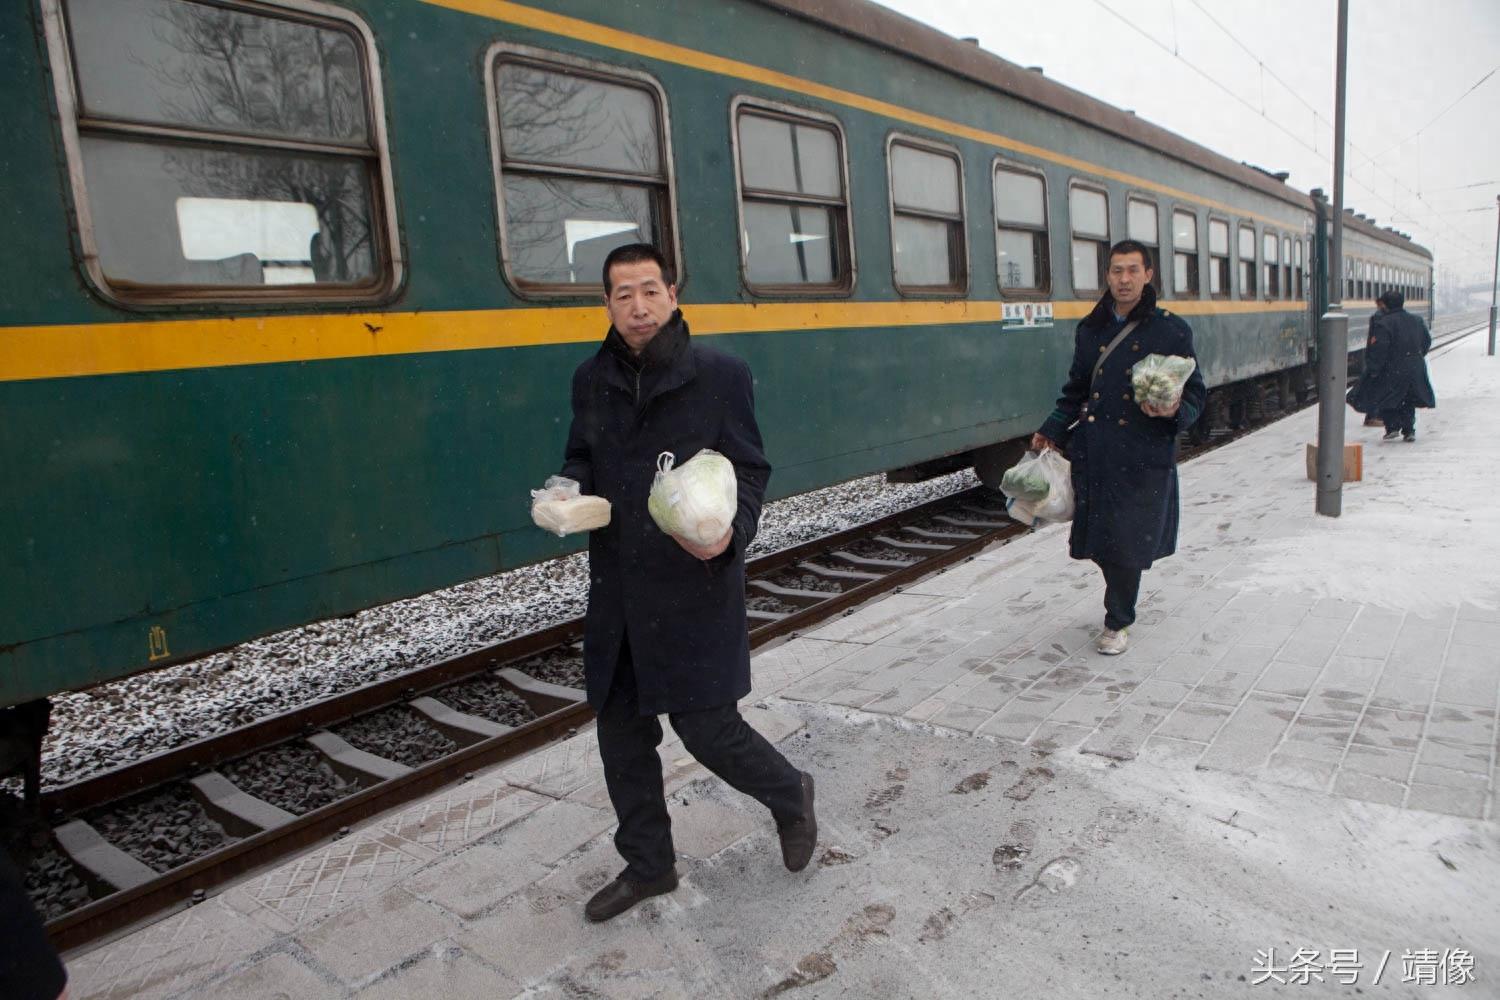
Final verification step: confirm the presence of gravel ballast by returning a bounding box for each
[434,676,538,728]
[513,648,586,690]
[332,707,457,770]
[25,844,96,922]
[87,785,232,874]
[30,469,980,788]
[217,742,357,816]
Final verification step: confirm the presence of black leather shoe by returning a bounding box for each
[777,772,817,872]
[584,869,678,923]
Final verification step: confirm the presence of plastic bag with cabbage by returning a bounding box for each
[529,475,612,537]
[1003,449,1073,525]
[1000,450,1053,503]
[1130,353,1197,410]
[648,450,737,547]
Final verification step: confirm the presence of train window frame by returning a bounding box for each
[729,96,856,297]
[1207,216,1231,300]
[1262,230,1280,299]
[991,158,1051,299]
[1125,193,1162,296]
[40,0,403,306]
[1067,180,1110,295]
[885,133,968,297]
[1282,235,1293,300]
[1295,238,1305,300]
[486,44,682,299]
[1170,207,1199,299]
[1237,223,1257,299]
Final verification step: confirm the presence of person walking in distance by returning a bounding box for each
[1357,290,1435,442]
[553,243,816,923]
[1031,240,1207,655]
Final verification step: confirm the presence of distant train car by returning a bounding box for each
[0,0,1431,719]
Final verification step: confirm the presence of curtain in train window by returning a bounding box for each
[1238,225,1257,298]
[58,0,388,294]
[494,59,671,289]
[1127,197,1161,294]
[1262,231,1280,298]
[1069,184,1109,292]
[888,141,965,291]
[994,167,1049,293]
[1172,210,1198,297]
[1208,219,1230,297]
[736,109,851,289]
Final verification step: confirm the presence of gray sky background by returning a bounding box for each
[874,0,1500,293]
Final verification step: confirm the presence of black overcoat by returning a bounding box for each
[558,311,770,716]
[1037,286,1207,570]
[1349,307,1435,414]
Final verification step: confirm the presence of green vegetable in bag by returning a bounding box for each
[1000,452,1052,502]
[1131,354,1197,409]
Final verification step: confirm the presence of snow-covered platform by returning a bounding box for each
[63,336,1500,998]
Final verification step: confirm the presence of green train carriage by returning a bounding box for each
[0,0,1432,725]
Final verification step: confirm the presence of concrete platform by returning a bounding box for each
[62,338,1500,998]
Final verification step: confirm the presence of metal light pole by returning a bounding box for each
[1316,0,1350,517]
[1489,194,1498,356]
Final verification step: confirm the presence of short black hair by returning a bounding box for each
[1108,239,1154,272]
[1378,289,1405,310]
[602,243,675,294]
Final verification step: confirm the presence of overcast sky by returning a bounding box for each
[873,0,1500,291]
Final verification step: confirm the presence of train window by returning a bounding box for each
[1238,224,1257,298]
[1069,183,1109,292]
[1208,219,1230,298]
[43,0,399,302]
[1282,236,1293,300]
[1262,231,1280,298]
[734,103,852,291]
[491,54,675,292]
[1127,197,1161,294]
[1171,210,1199,297]
[993,165,1049,294]
[888,138,966,293]
[1295,239,1305,300]
[1345,259,1354,300]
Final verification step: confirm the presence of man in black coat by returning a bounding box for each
[1032,240,1207,656]
[552,244,815,923]
[1354,290,1435,442]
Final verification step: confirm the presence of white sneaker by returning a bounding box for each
[1096,628,1128,655]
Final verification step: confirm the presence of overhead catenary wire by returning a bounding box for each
[1085,0,1492,262]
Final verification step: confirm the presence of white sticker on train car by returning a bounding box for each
[1002,302,1055,329]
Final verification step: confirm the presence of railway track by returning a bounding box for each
[28,319,1485,950]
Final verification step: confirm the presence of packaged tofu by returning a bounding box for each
[530,476,611,537]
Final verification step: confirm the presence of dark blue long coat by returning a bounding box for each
[558,311,770,716]
[1037,286,1207,570]
[1349,307,1435,414]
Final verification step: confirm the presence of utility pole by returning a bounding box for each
[1316,0,1350,517]
[1489,194,1498,357]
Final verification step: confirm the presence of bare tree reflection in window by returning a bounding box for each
[493,62,667,287]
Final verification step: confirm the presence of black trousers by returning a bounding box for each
[1093,559,1143,631]
[595,639,805,882]
[1380,402,1416,435]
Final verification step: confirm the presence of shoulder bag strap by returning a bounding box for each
[1090,319,1141,386]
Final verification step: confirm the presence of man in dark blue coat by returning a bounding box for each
[1032,240,1207,656]
[553,244,815,923]
[1353,290,1434,442]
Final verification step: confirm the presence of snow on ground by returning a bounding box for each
[1234,334,1500,615]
